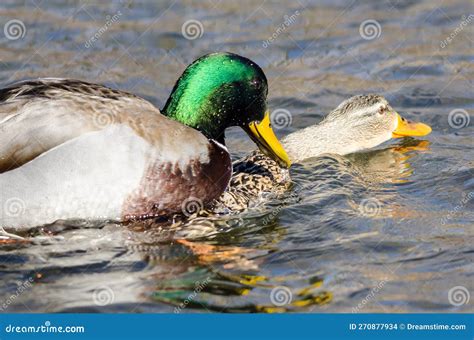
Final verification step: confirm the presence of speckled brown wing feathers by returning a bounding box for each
[0,78,212,174]
[0,78,159,173]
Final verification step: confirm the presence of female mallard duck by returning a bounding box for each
[212,94,432,211]
[0,52,290,229]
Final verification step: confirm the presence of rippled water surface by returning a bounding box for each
[0,0,473,313]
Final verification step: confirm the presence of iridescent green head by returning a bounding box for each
[163,52,291,167]
[163,52,268,140]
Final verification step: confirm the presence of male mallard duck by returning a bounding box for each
[0,52,290,229]
[212,94,432,211]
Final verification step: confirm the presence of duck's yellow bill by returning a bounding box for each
[244,112,291,168]
[392,113,432,138]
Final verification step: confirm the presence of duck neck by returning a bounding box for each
[165,107,226,144]
[162,88,225,142]
[282,119,362,162]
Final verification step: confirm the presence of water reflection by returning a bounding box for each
[125,139,431,312]
[348,139,431,185]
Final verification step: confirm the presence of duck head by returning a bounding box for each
[163,52,290,168]
[322,94,432,152]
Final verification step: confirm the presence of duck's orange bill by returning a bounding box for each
[392,113,432,138]
[244,112,291,168]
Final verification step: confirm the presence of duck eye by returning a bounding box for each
[250,78,262,89]
[378,106,387,115]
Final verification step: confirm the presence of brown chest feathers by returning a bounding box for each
[122,141,232,221]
